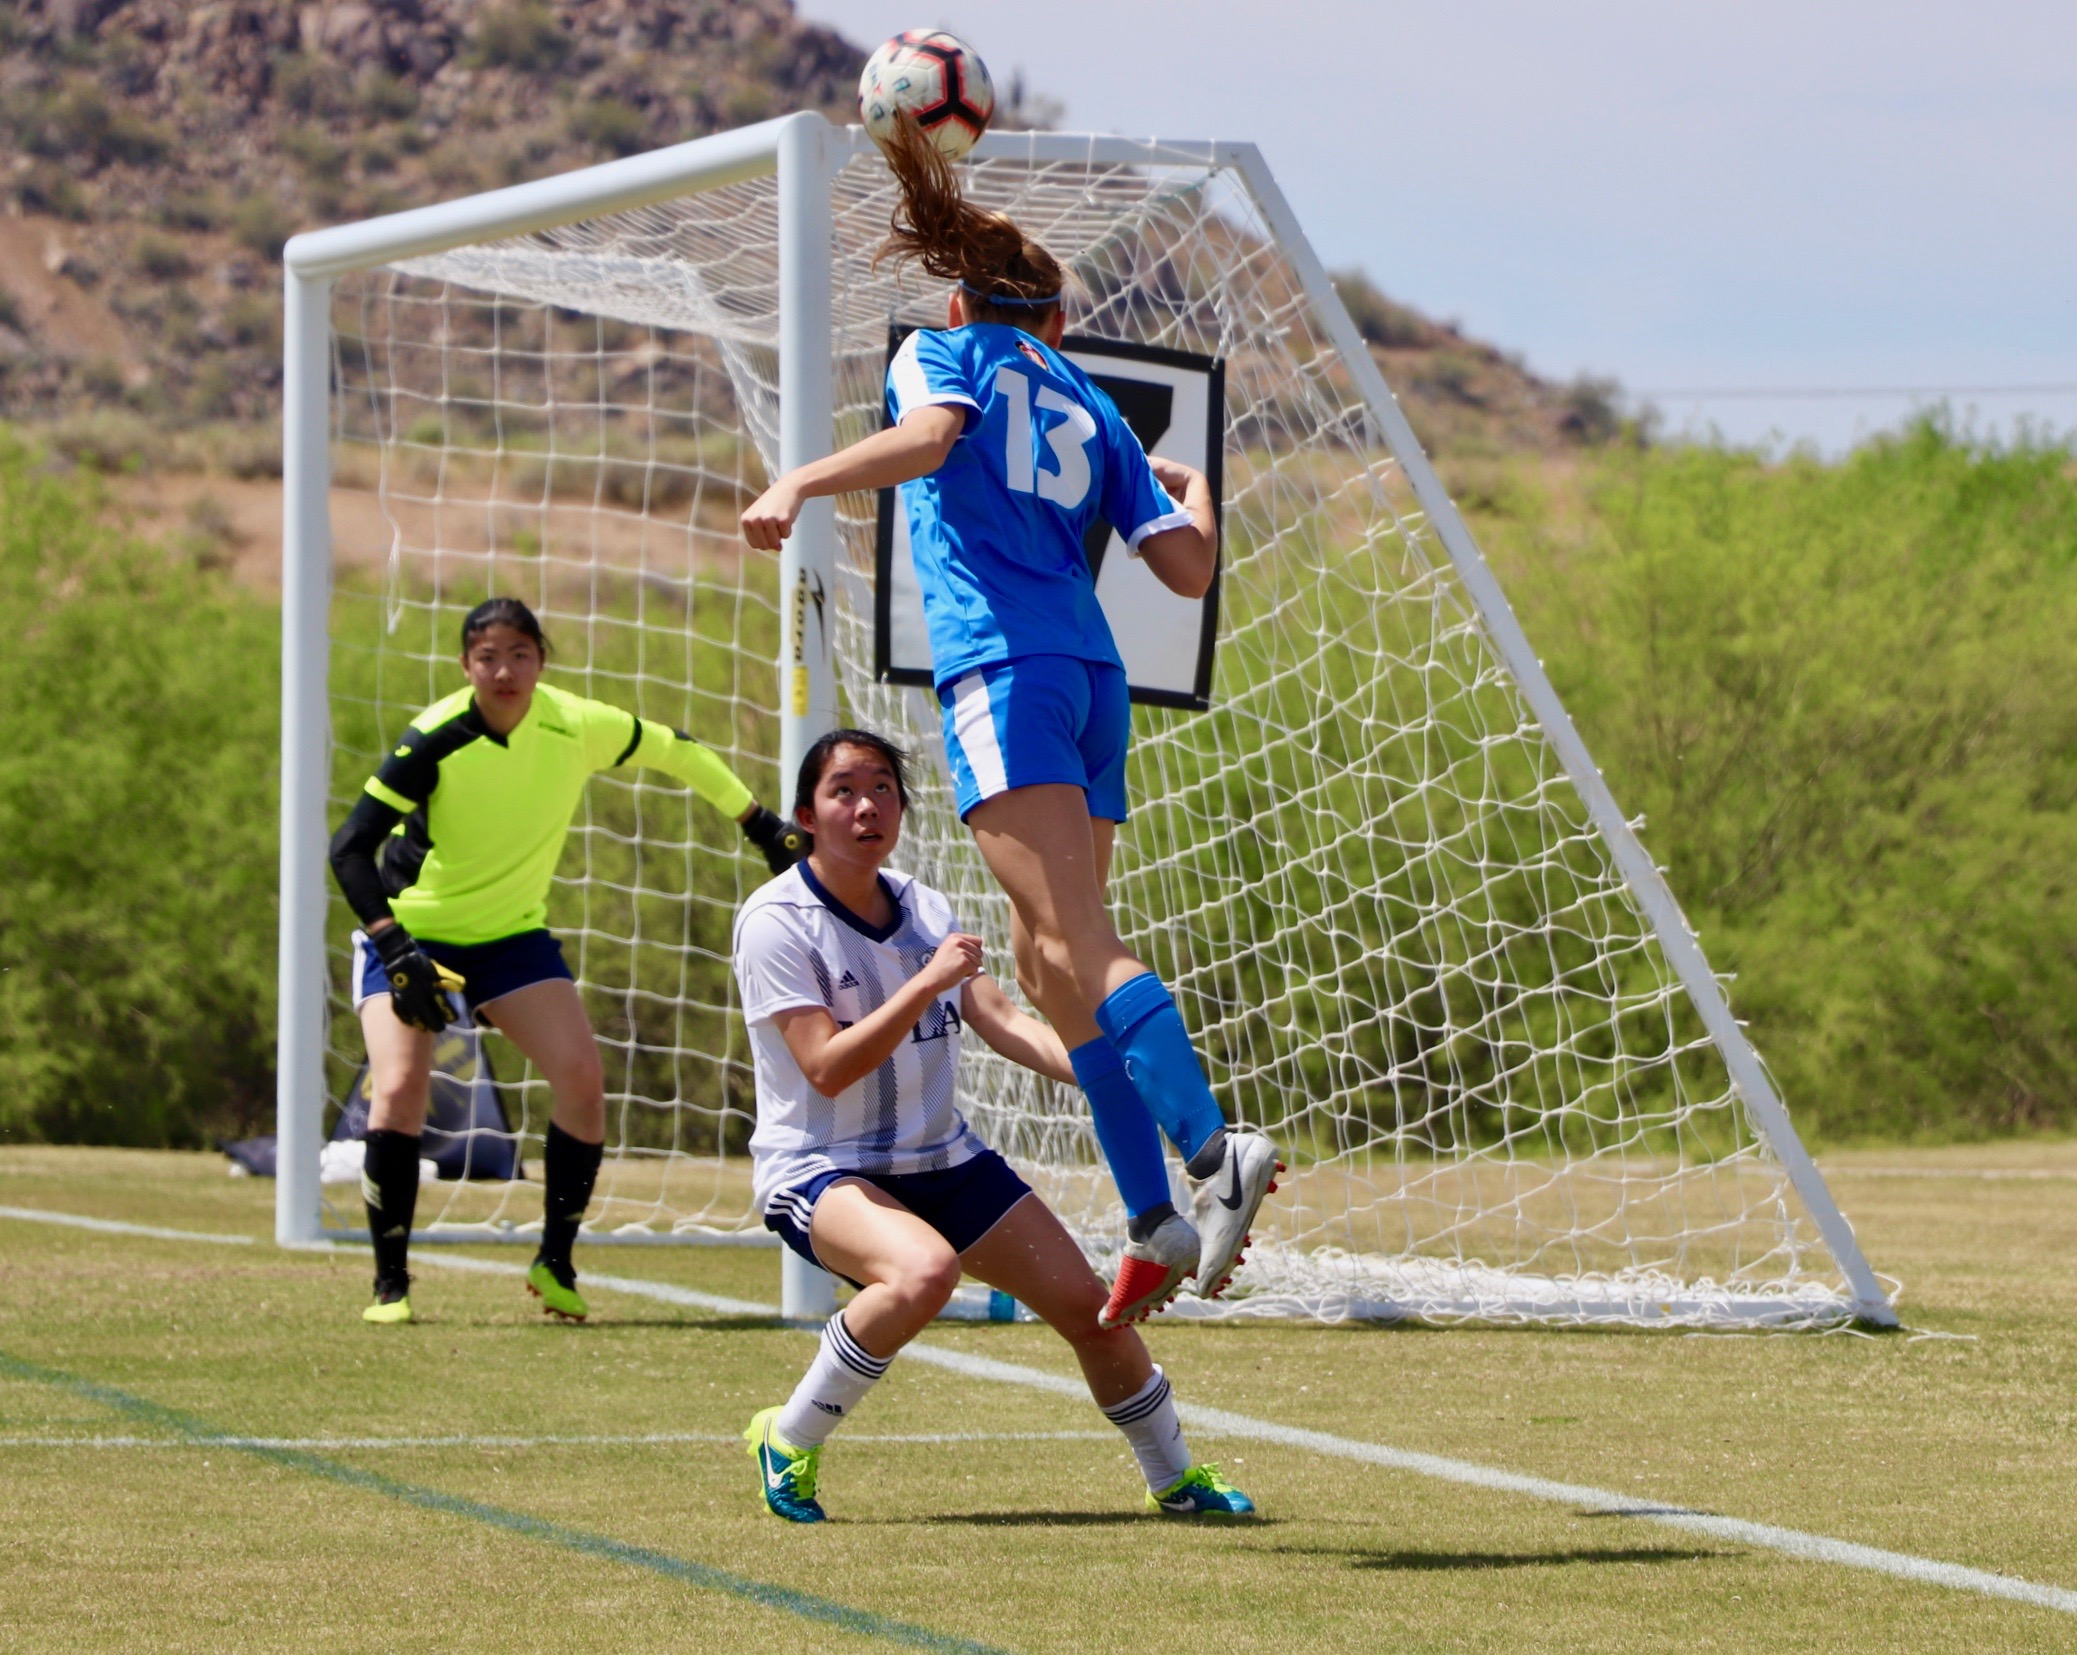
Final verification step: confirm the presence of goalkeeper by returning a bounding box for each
[741,118,1281,1329]
[328,596,806,1326]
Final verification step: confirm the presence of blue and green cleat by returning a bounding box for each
[744,1406,825,1523]
[1147,1464,1256,1518]
[526,1258,588,1321]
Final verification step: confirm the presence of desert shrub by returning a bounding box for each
[466,2,570,72]
[232,196,294,263]
[568,95,648,157]
[0,435,279,1146]
[131,233,193,282]
[1332,269,1433,350]
[1484,417,2077,1140]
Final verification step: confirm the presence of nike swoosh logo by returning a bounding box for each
[759,1432,792,1493]
[1217,1156,1247,1211]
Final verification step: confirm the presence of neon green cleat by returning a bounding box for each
[362,1278,413,1325]
[744,1406,825,1522]
[527,1258,588,1321]
[1147,1464,1257,1518]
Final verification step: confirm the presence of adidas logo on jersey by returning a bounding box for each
[836,970,860,990]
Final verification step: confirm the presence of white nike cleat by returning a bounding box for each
[1188,1130,1283,1300]
[1100,1211,1201,1329]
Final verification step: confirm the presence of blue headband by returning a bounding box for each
[959,280,1062,307]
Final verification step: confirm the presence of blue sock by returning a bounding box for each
[1069,1038,1171,1219]
[1094,974,1226,1164]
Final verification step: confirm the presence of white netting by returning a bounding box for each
[318,133,1868,1325]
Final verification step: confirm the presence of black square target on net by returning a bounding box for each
[873,329,1226,711]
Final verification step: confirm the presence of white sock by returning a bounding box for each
[774,1311,891,1449]
[1100,1365,1192,1492]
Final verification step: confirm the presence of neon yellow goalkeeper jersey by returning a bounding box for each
[357,682,754,946]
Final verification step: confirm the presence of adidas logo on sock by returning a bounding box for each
[812,1399,844,1415]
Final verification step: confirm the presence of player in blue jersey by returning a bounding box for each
[735,728,1253,1522]
[741,120,1281,1328]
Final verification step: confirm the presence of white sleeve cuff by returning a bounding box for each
[1124,506,1196,557]
[894,392,982,429]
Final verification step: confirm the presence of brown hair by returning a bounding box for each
[875,114,1066,328]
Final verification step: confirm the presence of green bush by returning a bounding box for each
[232,196,294,263]
[567,95,649,158]
[466,2,571,72]
[0,436,279,1146]
[131,233,193,282]
[1484,418,2077,1141]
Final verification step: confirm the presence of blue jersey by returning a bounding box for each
[887,324,1192,688]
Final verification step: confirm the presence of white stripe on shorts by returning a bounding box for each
[949,672,1010,802]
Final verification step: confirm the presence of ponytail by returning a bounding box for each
[874,114,1066,326]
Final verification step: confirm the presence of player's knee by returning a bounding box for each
[1049,1275,1114,1347]
[888,1247,962,1316]
[550,1050,607,1115]
[366,1067,427,1126]
[1028,929,1081,996]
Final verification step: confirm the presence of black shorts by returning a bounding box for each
[354,927,574,1017]
[763,1149,1034,1289]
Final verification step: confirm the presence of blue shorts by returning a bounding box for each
[353,927,573,1019]
[764,1150,1034,1288]
[939,654,1131,823]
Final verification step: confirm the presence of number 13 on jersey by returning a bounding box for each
[995,365,1097,509]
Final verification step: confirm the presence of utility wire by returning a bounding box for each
[1641,384,2077,401]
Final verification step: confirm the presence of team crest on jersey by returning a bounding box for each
[1016,339,1048,372]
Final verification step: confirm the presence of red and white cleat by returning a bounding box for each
[1100,1211,1201,1329]
[1189,1131,1283,1302]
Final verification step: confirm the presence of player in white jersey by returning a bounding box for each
[733,728,1254,1523]
[741,116,1282,1331]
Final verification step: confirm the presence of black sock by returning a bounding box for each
[362,1129,422,1288]
[1184,1125,1228,1182]
[1126,1200,1179,1244]
[540,1123,604,1277]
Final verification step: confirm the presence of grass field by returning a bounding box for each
[5,1144,2076,1652]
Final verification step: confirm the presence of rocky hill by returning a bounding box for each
[0,0,1624,464]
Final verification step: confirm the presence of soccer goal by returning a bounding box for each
[275,111,1894,1329]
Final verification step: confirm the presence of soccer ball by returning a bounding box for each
[858,29,995,160]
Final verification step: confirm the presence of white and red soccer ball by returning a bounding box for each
[858,29,995,160]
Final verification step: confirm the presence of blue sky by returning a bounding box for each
[798,1,2077,453]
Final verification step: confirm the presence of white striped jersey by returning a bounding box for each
[733,862,984,1214]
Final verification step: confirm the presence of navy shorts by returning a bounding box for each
[353,927,573,1018]
[764,1149,1034,1288]
[939,654,1131,823]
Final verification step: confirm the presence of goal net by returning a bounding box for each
[289,117,1892,1327]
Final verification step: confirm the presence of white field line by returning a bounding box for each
[0,1430,1112,1451]
[9,1204,2077,1616]
[0,1205,255,1246]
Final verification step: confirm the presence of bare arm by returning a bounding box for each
[958,974,1076,1086]
[741,405,967,552]
[772,931,984,1097]
[1135,455,1219,600]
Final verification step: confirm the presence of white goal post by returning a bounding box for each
[276,110,1895,1329]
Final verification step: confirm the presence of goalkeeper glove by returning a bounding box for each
[741,804,812,874]
[371,924,465,1033]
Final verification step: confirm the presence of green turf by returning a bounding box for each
[3,1144,2074,1651]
